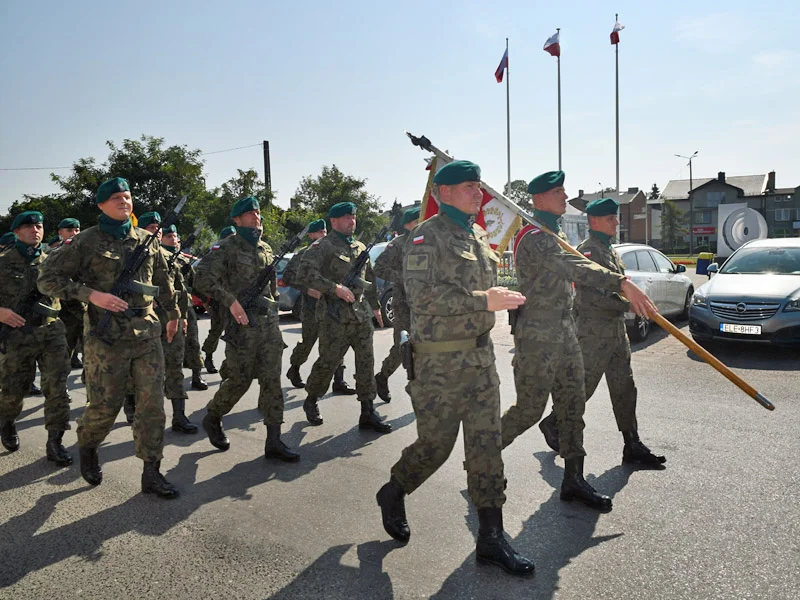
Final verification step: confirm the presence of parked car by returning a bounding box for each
[276,253,302,319]
[689,238,800,346]
[613,243,695,342]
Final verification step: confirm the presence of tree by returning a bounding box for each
[503,180,532,211]
[388,199,404,232]
[660,199,688,253]
[650,183,661,200]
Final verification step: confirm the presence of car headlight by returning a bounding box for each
[692,293,707,308]
[784,297,800,312]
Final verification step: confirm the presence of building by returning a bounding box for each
[569,187,649,244]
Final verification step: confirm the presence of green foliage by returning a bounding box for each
[503,180,531,211]
[660,199,688,253]
[650,183,661,200]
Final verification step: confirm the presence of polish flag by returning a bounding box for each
[610,20,624,45]
[543,31,560,57]
[494,48,508,83]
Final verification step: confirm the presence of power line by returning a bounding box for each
[201,143,261,156]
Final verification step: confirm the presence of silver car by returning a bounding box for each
[613,243,695,341]
[689,238,800,346]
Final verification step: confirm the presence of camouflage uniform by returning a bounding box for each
[390,214,506,508]
[373,233,409,379]
[284,248,320,368]
[49,239,85,362]
[177,254,203,371]
[201,299,226,357]
[501,223,626,459]
[194,234,285,425]
[575,233,637,432]
[0,246,70,431]
[157,249,189,401]
[37,226,179,462]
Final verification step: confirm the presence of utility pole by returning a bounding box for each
[263,140,272,202]
[675,151,699,254]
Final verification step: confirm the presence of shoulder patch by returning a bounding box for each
[412,235,424,245]
[583,251,592,257]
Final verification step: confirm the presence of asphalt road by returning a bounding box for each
[2,274,798,599]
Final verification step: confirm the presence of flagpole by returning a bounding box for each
[557,28,562,171]
[615,13,620,194]
[505,37,511,189]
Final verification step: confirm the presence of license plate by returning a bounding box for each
[720,323,762,335]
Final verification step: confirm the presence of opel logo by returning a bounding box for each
[736,303,747,313]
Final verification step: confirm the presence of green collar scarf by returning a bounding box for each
[440,203,475,232]
[589,229,613,248]
[235,226,261,247]
[98,214,132,240]
[15,240,42,262]
[161,244,179,254]
[533,209,562,234]
[333,230,354,244]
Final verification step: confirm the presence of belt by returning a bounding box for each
[413,332,490,354]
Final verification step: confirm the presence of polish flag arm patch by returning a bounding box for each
[583,251,592,257]
[412,235,425,245]
[212,244,221,251]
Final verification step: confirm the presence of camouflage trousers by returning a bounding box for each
[201,301,227,356]
[206,316,285,426]
[305,317,376,402]
[161,317,187,400]
[289,300,319,367]
[81,335,165,462]
[183,307,203,370]
[501,326,587,460]
[0,319,70,430]
[378,305,409,379]
[391,356,506,508]
[578,318,638,432]
[59,300,84,358]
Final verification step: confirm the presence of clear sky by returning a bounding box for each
[1,0,797,214]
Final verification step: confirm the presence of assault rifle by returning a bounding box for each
[91,195,188,345]
[221,224,310,346]
[0,274,59,354]
[167,224,202,273]
[326,225,389,322]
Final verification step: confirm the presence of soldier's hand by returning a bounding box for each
[307,289,322,299]
[88,291,129,313]
[0,307,25,328]
[335,284,355,303]
[486,287,527,312]
[229,299,249,326]
[621,279,659,318]
[182,318,188,334]
[374,309,384,328]
[166,319,179,343]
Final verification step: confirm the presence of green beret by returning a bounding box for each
[402,207,421,225]
[328,202,356,218]
[58,218,80,229]
[96,177,130,204]
[161,224,177,234]
[585,198,619,217]
[230,196,259,218]
[1,232,17,245]
[433,160,481,186]
[307,218,327,233]
[527,170,565,195]
[138,211,162,228]
[219,226,236,239]
[11,211,44,231]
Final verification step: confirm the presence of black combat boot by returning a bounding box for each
[171,399,198,434]
[359,399,392,434]
[202,413,230,450]
[375,372,392,403]
[0,420,20,452]
[79,446,102,485]
[45,430,72,466]
[28,382,42,396]
[303,396,323,426]
[376,477,410,543]
[476,507,535,577]
[191,369,208,391]
[141,460,179,499]
[538,412,560,452]
[286,364,305,388]
[204,353,218,374]
[264,424,300,462]
[622,430,667,469]
[71,353,83,369]
[560,456,613,512]
[331,365,356,395]
[123,394,136,425]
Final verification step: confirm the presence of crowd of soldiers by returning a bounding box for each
[0,163,667,578]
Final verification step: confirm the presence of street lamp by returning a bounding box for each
[675,151,699,254]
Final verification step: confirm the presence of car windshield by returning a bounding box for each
[720,246,800,275]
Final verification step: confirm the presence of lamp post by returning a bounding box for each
[675,151,699,254]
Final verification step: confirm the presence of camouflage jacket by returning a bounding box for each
[297,232,379,324]
[193,233,279,321]
[37,226,178,341]
[157,248,190,320]
[403,213,498,369]
[283,246,317,310]
[373,233,408,320]
[575,233,630,337]
[513,224,625,343]
[0,245,60,328]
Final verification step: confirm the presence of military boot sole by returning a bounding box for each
[375,486,410,543]
[560,489,613,512]
[172,422,199,434]
[191,381,209,391]
[359,418,392,434]
[332,384,357,395]
[1,439,20,452]
[46,446,73,466]
[622,455,667,470]
[142,485,180,499]
[202,417,230,451]
[264,448,301,462]
[476,553,536,578]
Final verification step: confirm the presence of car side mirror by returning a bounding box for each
[707,263,719,278]
[674,264,686,273]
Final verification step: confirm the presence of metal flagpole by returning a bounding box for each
[615,14,620,194]
[557,28,562,170]
[505,37,511,188]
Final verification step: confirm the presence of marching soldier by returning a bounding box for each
[38,177,182,498]
[201,225,236,374]
[538,198,666,468]
[284,219,356,395]
[0,232,16,249]
[373,206,420,403]
[194,196,299,462]
[176,248,208,392]
[50,218,85,369]
[376,161,534,577]
[0,211,72,465]
[500,171,657,512]
[297,202,390,433]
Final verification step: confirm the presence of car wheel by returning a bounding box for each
[291,296,303,320]
[380,289,394,328]
[193,305,206,315]
[628,315,651,342]
[679,287,693,320]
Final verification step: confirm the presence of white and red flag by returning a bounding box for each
[494,48,508,83]
[610,20,625,45]
[543,31,561,57]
